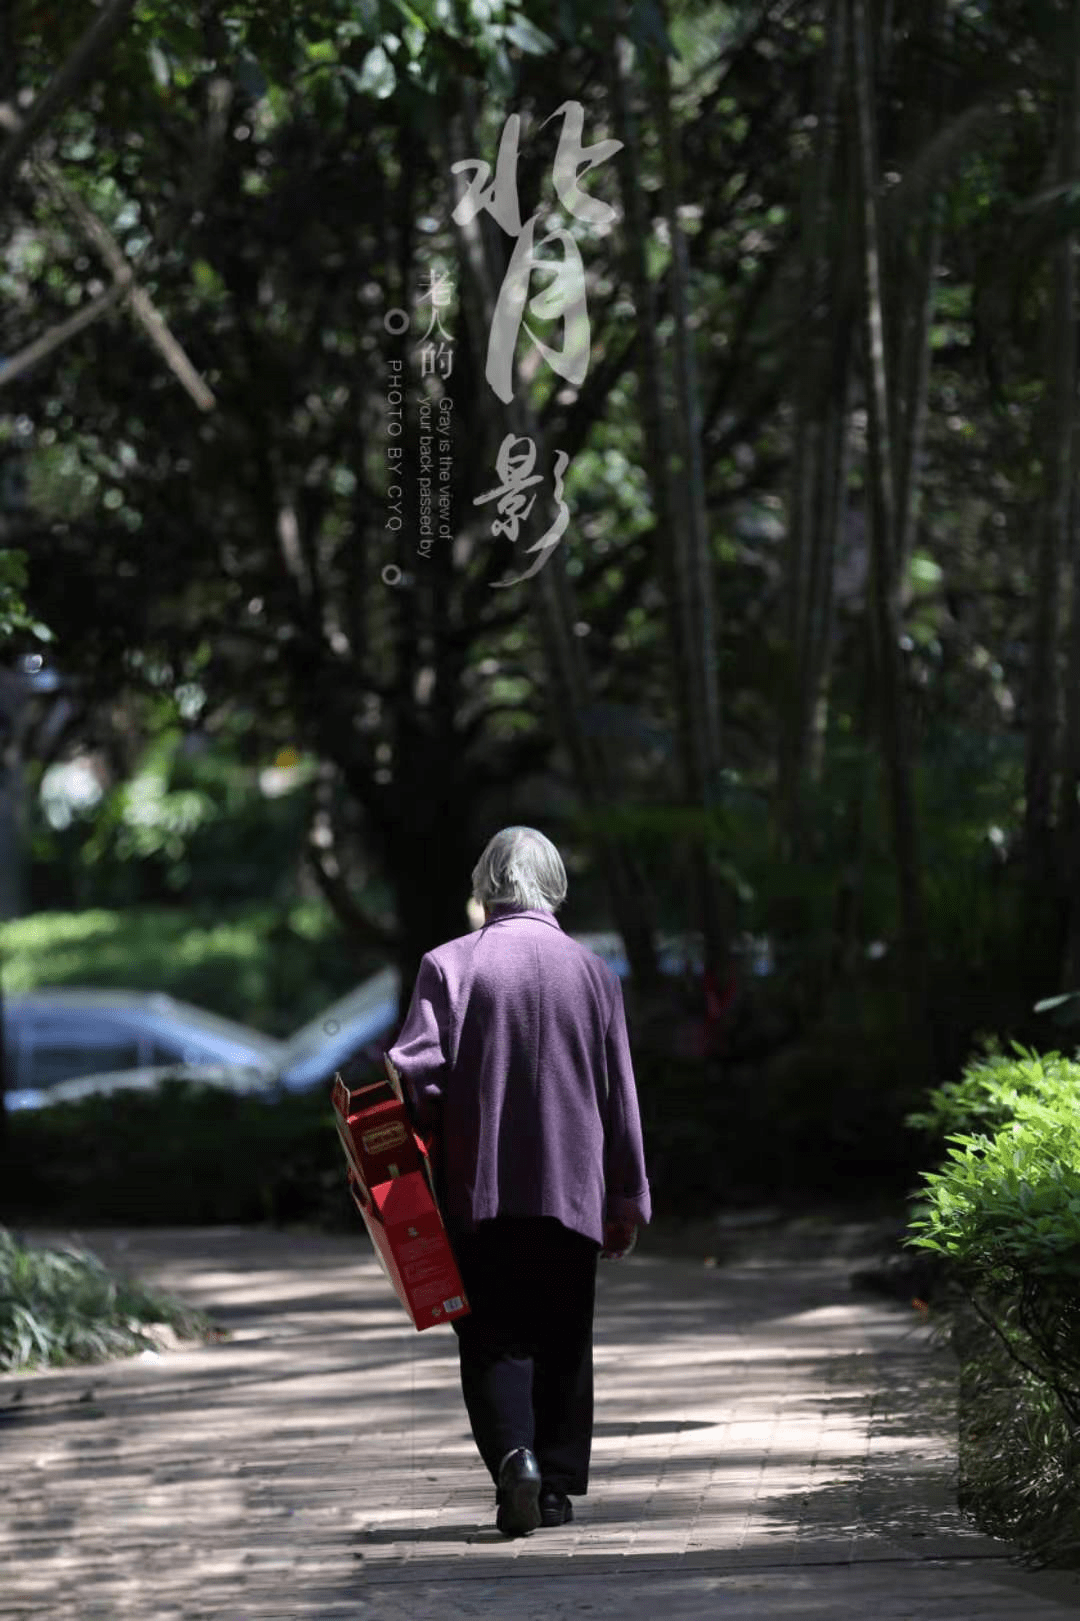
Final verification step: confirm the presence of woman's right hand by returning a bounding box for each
[600,1220,637,1260]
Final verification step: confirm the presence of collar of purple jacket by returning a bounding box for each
[481,907,563,932]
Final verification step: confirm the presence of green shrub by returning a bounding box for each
[906,1049,1080,1297]
[2,1079,358,1229]
[904,1039,1079,1144]
[633,1003,924,1217]
[949,1293,1080,1568]
[906,1044,1080,1566]
[717,976,928,1202]
[0,1227,217,1372]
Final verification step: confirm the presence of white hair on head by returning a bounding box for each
[471,826,568,914]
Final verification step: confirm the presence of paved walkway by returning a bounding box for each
[2,1222,1080,1620]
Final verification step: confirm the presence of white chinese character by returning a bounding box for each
[419,268,455,341]
[451,102,621,403]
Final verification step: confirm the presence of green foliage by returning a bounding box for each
[32,718,326,912]
[906,1047,1080,1284]
[906,1042,1080,1565]
[0,1227,215,1372]
[740,980,927,1189]
[4,1041,915,1239]
[0,549,51,644]
[949,1294,1080,1569]
[904,1037,1057,1140]
[917,728,1027,971]
[633,979,924,1216]
[2,1079,353,1229]
[0,901,376,1036]
[3,0,1072,1234]
[84,729,220,870]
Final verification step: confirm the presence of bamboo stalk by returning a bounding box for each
[777,0,847,855]
[1054,1,1080,982]
[849,0,931,1060]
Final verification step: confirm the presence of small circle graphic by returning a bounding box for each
[383,308,409,334]
[382,564,402,586]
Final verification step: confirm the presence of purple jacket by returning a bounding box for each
[386,908,651,1247]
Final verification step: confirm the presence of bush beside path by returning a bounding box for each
[1,1223,1079,1620]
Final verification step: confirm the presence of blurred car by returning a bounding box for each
[2,975,404,1110]
[3,987,284,1111]
[275,967,399,1092]
[2,930,712,1110]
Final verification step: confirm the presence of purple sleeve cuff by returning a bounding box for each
[606,1188,652,1226]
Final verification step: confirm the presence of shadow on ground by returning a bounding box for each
[2,1225,1078,1621]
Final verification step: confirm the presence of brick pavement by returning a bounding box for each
[2,1224,1079,1620]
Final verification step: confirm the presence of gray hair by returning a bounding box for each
[471,826,568,914]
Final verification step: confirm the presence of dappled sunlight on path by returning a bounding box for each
[2,1226,1079,1619]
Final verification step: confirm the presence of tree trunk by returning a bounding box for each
[848,0,932,1066]
[806,309,853,786]
[1025,50,1074,955]
[387,786,475,1013]
[650,8,721,805]
[891,0,946,597]
[608,2,729,993]
[608,4,694,811]
[646,0,729,978]
[1054,1,1080,985]
[777,0,848,854]
[0,2,15,104]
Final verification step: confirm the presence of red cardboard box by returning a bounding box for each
[347,1167,469,1329]
[331,1072,424,1190]
[332,1064,469,1331]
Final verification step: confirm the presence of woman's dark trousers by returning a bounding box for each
[450,1216,601,1496]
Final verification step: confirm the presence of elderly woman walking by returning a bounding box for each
[387,826,651,1537]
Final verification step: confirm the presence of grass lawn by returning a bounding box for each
[0,901,383,1036]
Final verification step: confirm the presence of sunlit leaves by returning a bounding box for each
[353,42,396,98]
[0,549,52,643]
[502,15,556,53]
[909,552,944,594]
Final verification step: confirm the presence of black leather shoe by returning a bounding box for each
[495,1448,542,1536]
[539,1487,573,1527]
